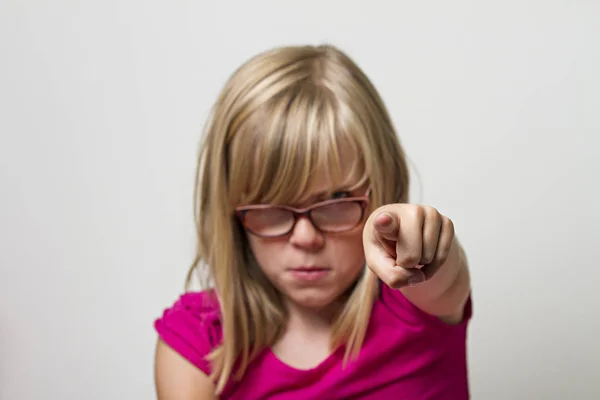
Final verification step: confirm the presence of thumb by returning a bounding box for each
[380,264,428,290]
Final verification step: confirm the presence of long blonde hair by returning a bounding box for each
[186,44,409,394]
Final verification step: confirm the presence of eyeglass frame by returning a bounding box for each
[235,188,372,238]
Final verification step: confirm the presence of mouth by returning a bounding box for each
[289,266,331,281]
[291,266,330,271]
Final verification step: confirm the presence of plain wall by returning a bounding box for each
[1,1,599,399]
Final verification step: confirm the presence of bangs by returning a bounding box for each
[228,82,369,207]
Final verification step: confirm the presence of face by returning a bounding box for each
[242,164,369,312]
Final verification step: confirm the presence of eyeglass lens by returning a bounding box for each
[243,201,363,236]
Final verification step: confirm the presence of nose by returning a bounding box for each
[289,216,324,250]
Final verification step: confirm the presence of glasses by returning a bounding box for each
[235,189,371,238]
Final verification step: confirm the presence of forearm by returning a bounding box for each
[401,238,471,322]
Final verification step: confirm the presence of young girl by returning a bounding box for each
[154,44,472,399]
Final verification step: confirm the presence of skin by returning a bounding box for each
[155,340,217,400]
[247,177,369,369]
[154,166,471,397]
[364,204,471,324]
[247,181,368,319]
[247,164,470,368]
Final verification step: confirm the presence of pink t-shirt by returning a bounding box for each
[154,283,472,399]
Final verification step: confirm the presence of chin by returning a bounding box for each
[287,288,341,310]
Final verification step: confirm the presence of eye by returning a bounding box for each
[330,191,351,200]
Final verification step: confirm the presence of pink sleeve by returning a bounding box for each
[154,291,222,375]
[380,282,473,329]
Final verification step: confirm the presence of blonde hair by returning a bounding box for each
[186,44,409,394]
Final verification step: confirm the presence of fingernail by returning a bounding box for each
[376,212,392,226]
[408,274,424,286]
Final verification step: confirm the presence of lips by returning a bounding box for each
[290,266,330,272]
[289,266,331,282]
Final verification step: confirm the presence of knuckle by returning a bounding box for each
[410,205,425,220]
[443,217,455,235]
[397,253,420,268]
[379,270,393,286]
[381,268,407,289]
[422,205,439,218]
[387,275,406,289]
[420,250,435,265]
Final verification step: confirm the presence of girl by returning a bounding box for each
[154,44,472,399]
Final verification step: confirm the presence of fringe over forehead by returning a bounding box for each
[228,79,368,207]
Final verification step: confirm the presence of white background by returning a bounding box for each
[1,1,599,399]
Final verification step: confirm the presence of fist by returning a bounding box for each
[363,204,455,288]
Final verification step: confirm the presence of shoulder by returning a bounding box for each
[154,290,222,375]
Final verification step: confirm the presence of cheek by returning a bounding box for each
[247,235,285,270]
[329,230,366,266]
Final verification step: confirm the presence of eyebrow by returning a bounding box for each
[306,187,356,202]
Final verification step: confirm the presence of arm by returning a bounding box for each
[401,238,471,324]
[154,339,217,400]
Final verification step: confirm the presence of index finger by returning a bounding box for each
[373,211,400,242]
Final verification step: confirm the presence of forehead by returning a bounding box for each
[234,137,368,207]
[225,82,371,208]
